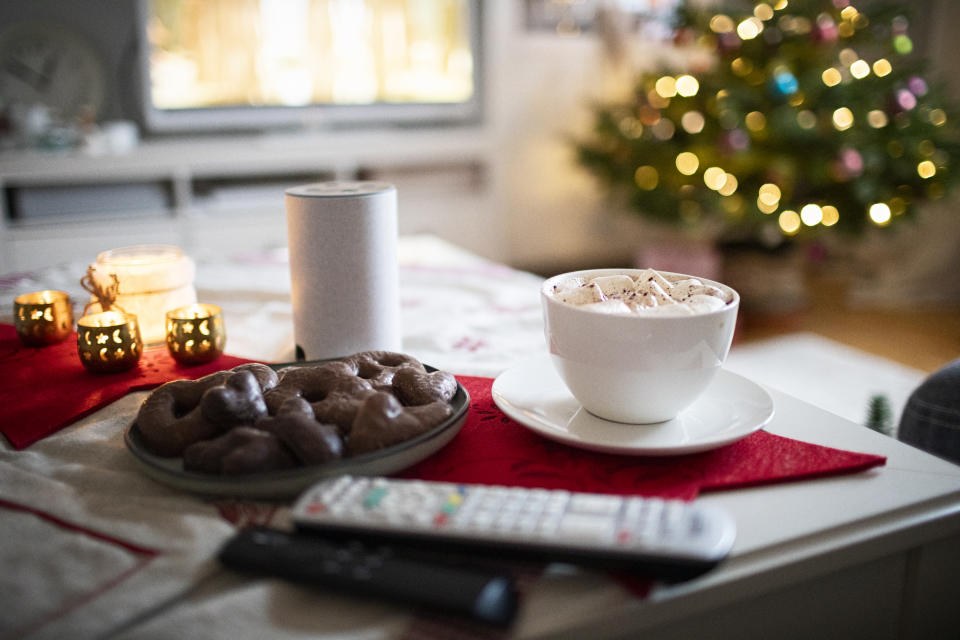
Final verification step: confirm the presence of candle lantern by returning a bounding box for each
[77,311,143,373]
[89,245,196,347]
[165,303,226,365]
[13,290,74,346]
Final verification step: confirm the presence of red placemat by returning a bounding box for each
[0,324,255,449]
[402,375,887,501]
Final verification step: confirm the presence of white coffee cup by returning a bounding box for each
[541,268,740,423]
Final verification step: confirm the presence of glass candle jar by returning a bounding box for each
[13,290,74,346]
[165,303,226,365]
[90,245,196,347]
[77,311,143,373]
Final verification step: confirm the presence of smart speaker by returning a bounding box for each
[285,182,401,361]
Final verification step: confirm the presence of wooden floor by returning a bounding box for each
[737,275,960,375]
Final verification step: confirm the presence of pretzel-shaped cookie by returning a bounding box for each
[183,426,296,475]
[136,363,278,457]
[348,392,454,455]
[256,397,343,465]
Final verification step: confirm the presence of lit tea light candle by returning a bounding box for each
[13,290,74,346]
[77,311,143,373]
[89,245,196,347]
[165,303,226,366]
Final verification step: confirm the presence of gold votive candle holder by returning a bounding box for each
[77,311,143,373]
[13,290,74,346]
[165,303,225,366]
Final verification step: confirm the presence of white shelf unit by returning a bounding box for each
[0,128,500,273]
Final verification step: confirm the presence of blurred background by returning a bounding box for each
[1,0,958,374]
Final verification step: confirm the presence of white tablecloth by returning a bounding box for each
[0,235,926,640]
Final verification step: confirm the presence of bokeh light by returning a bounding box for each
[800,203,823,226]
[779,210,801,234]
[821,205,840,226]
[894,34,913,54]
[867,110,888,128]
[758,183,782,205]
[917,160,936,179]
[745,111,767,131]
[869,202,892,225]
[675,75,700,97]
[675,152,700,175]
[634,165,659,190]
[797,110,817,129]
[681,111,706,134]
[832,107,854,130]
[731,57,753,76]
[754,3,774,21]
[737,17,764,39]
[718,173,739,196]
[873,58,892,77]
[710,15,735,33]
[822,68,842,87]
[703,166,727,190]
[850,59,870,79]
[655,76,677,98]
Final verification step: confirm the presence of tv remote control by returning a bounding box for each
[292,476,736,581]
[218,526,518,625]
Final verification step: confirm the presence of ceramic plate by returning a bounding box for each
[125,362,469,499]
[492,357,773,456]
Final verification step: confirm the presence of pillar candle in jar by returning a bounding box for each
[13,290,74,346]
[165,303,226,365]
[77,311,142,373]
[90,245,196,347]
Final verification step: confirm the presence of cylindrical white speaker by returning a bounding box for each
[285,181,401,361]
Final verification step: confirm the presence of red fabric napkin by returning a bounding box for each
[402,375,887,501]
[0,324,254,449]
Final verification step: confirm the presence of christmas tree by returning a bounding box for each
[575,0,960,246]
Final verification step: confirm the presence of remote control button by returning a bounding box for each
[322,559,341,574]
[352,565,373,581]
[555,514,615,543]
[363,486,389,509]
[568,494,623,516]
[516,515,539,534]
[536,514,562,537]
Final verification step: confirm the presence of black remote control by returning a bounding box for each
[292,476,737,582]
[218,526,518,625]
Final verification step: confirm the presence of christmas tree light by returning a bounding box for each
[574,0,960,243]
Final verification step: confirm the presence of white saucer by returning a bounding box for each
[491,357,774,456]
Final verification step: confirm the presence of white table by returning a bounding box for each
[1,236,958,640]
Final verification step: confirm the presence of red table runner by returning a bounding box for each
[0,324,252,449]
[403,376,886,500]
[1,321,885,499]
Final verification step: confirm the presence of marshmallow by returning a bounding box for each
[551,269,731,315]
[590,275,636,298]
[580,300,633,314]
[555,282,606,306]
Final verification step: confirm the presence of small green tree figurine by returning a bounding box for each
[865,393,894,436]
[575,0,960,246]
